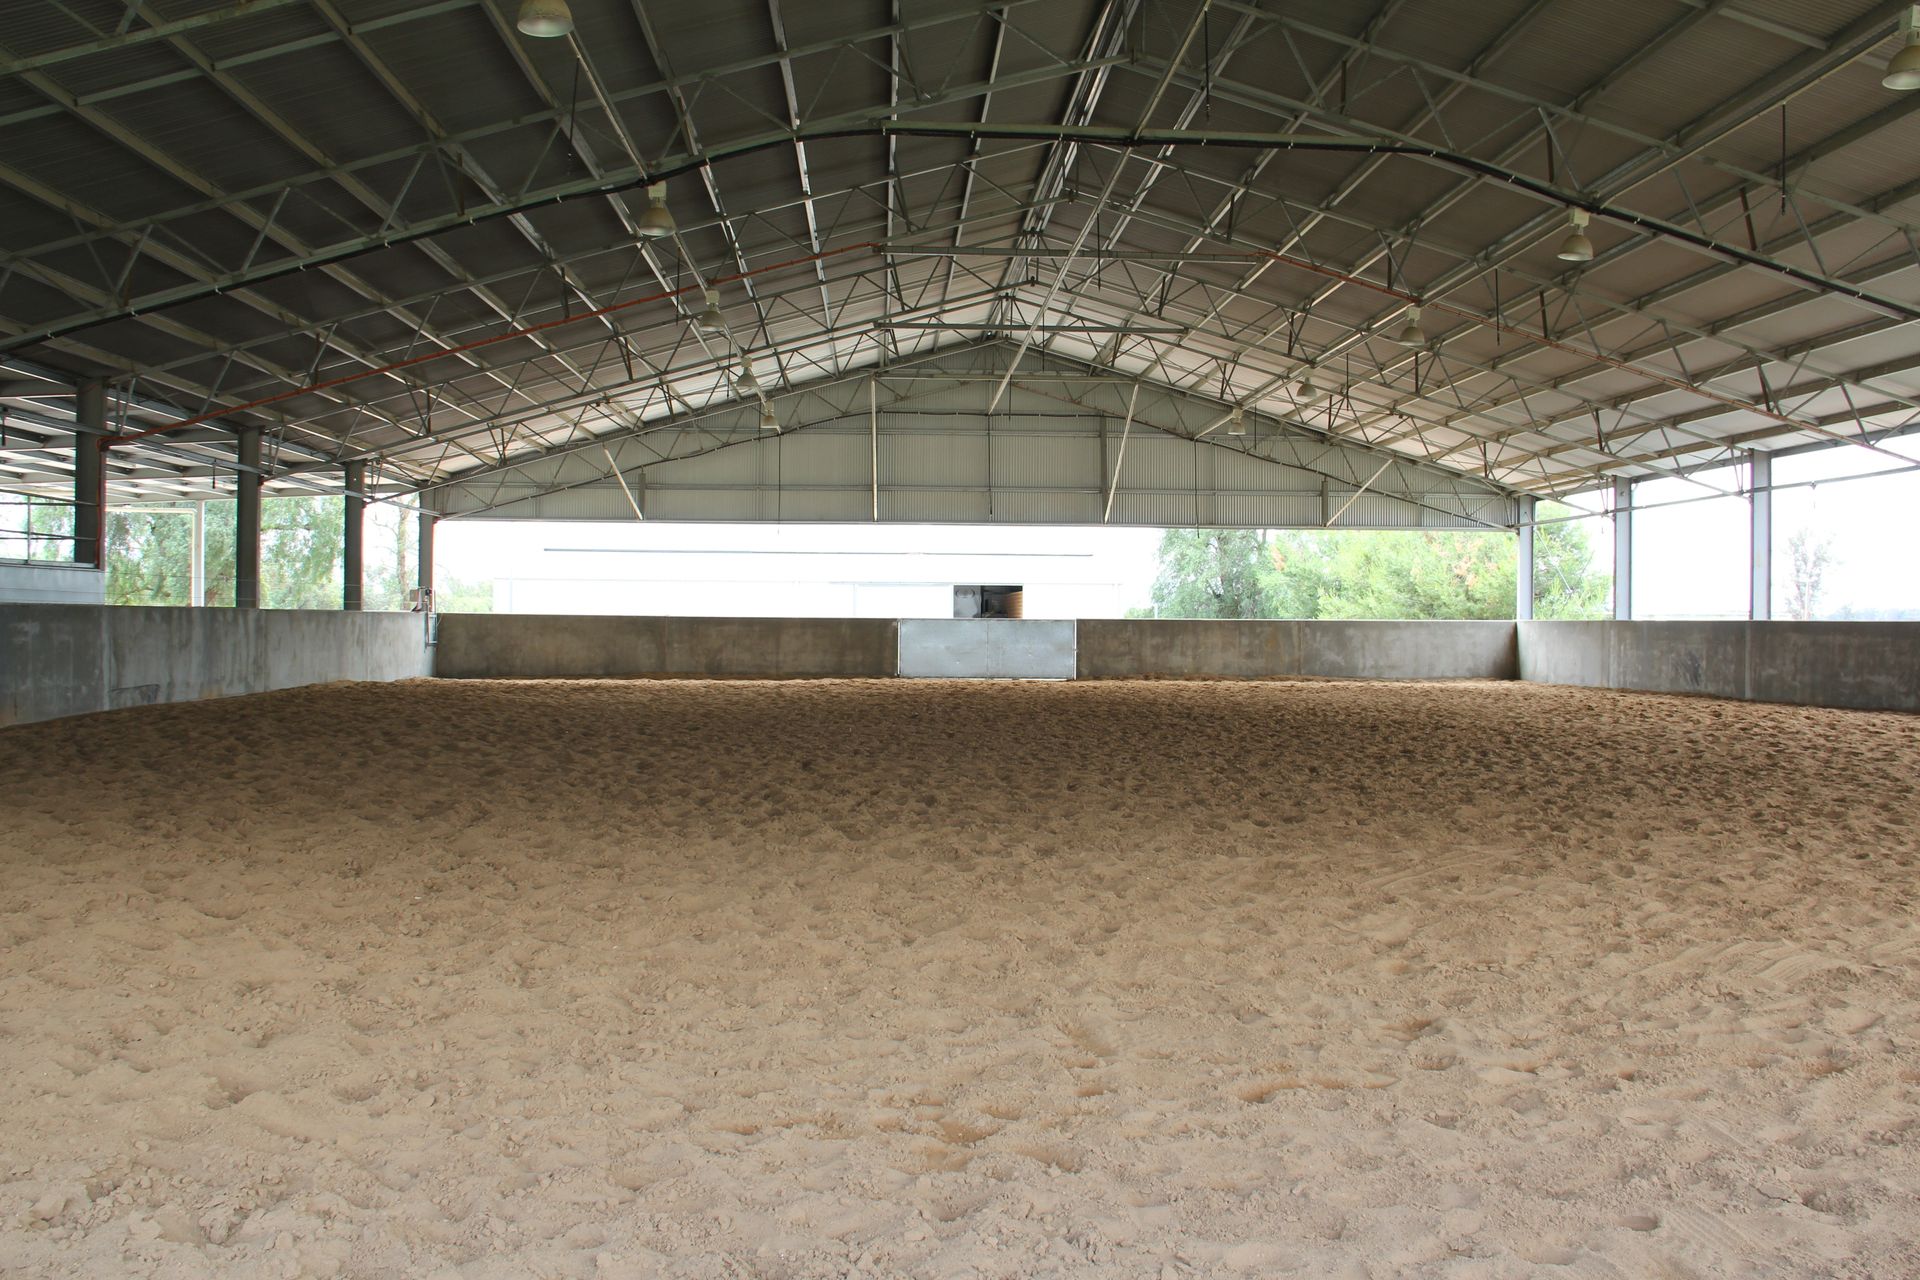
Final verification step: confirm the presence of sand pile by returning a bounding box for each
[1,678,1916,1278]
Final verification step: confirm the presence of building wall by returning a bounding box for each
[1,605,432,727]
[0,562,105,605]
[1077,620,1520,681]
[1517,621,1920,711]
[433,613,898,679]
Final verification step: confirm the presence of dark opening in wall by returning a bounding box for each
[954,585,1024,618]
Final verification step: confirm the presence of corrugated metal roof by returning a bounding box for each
[0,0,1915,516]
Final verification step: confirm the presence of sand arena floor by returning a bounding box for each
[0,678,1917,1279]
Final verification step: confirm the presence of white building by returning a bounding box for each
[463,522,1162,619]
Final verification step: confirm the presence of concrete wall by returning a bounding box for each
[0,562,105,605]
[1518,621,1920,711]
[1076,620,1519,680]
[433,613,898,679]
[1,605,433,727]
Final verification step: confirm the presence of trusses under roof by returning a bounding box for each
[2,0,1918,523]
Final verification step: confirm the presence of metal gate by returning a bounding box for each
[896,619,1076,679]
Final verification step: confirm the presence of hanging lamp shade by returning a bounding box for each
[516,0,573,38]
[1394,305,1425,347]
[694,289,725,333]
[1298,375,1320,403]
[1227,407,1246,436]
[636,183,676,239]
[759,403,780,431]
[735,363,760,394]
[1886,38,1920,89]
[1556,208,1594,262]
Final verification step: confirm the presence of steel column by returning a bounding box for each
[1749,451,1772,620]
[235,428,261,609]
[343,459,365,611]
[190,499,205,606]
[417,506,436,610]
[1515,494,1536,621]
[73,380,104,567]
[1612,476,1634,621]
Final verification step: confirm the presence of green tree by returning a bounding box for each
[363,502,417,611]
[1530,507,1610,619]
[433,575,495,613]
[0,495,77,561]
[1141,517,1607,621]
[105,507,196,604]
[1313,530,1516,619]
[1143,528,1283,618]
[1784,525,1834,620]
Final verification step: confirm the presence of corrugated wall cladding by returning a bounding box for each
[428,356,1519,530]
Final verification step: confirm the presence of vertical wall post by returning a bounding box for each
[1515,494,1536,621]
[236,428,261,610]
[73,380,105,567]
[417,505,436,609]
[1611,476,1633,621]
[1749,450,1772,621]
[190,500,205,606]
[342,460,365,611]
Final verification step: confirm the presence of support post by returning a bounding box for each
[1611,476,1633,621]
[1749,450,1771,621]
[236,428,261,610]
[73,380,104,567]
[417,505,436,610]
[190,500,205,606]
[1515,494,1536,621]
[869,375,878,522]
[342,460,365,611]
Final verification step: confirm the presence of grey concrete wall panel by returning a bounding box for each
[1515,621,1610,687]
[1076,620,1301,679]
[1297,621,1517,680]
[1747,623,1920,711]
[433,615,896,679]
[1076,620,1514,680]
[1518,621,1920,711]
[1,606,431,727]
[0,563,107,605]
[897,619,1076,679]
[1,605,109,725]
[1604,621,1749,700]
[435,613,669,679]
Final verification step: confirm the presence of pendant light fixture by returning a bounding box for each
[735,362,760,394]
[636,183,676,240]
[516,0,573,38]
[1227,406,1246,436]
[1886,7,1920,89]
[694,289,724,334]
[1393,305,1425,347]
[1298,374,1321,403]
[759,403,780,431]
[1556,208,1594,262]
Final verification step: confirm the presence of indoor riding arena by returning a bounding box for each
[3,2,1920,1278]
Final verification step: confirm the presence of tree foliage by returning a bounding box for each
[1784,525,1834,620]
[97,495,469,610]
[1140,529,1283,618]
[1141,516,1608,620]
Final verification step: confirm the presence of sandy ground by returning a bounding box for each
[0,678,1917,1279]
